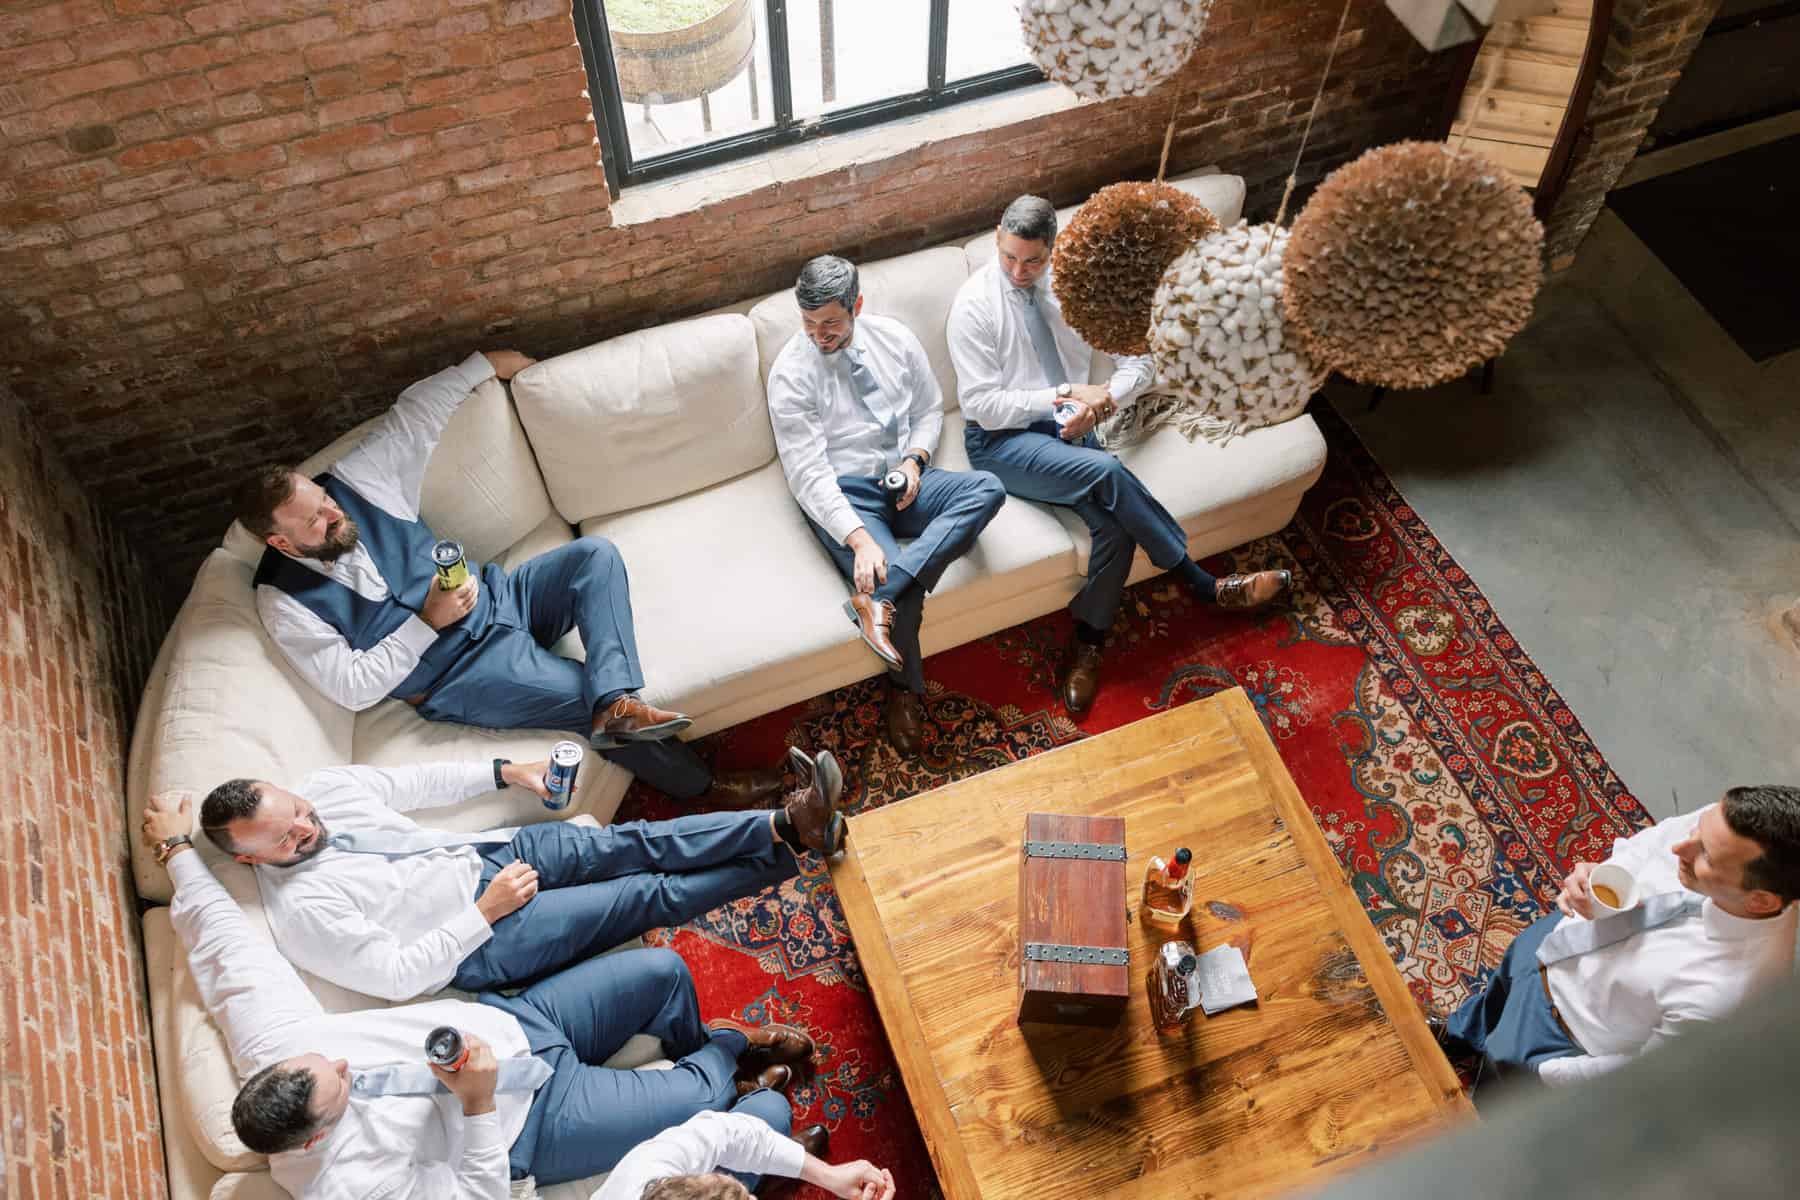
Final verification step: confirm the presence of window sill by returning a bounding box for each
[608,82,1078,228]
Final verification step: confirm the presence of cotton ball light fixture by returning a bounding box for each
[1021,0,1215,100]
[1282,141,1544,390]
[1149,222,1327,435]
[1053,181,1221,357]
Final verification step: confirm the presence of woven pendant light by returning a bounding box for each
[1149,222,1328,434]
[1021,0,1215,100]
[1282,141,1544,390]
[1052,181,1221,356]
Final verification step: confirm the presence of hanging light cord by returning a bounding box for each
[1275,0,1356,227]
[1156,87,1184,184]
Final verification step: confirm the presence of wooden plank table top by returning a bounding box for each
[830,688,1472,1200]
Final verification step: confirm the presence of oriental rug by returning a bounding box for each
[615,399,1651,1198]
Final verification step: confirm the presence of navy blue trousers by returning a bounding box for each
[1444,912,1581,1073]
[451,813,795,991]
[416,536,711,799]
[805,468,1006,693]
[482,946,752,1184]
[965,422,1189,632]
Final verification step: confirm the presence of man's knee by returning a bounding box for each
[973,470,1006,510]
[575,535,622,575]
[637,946,692,992]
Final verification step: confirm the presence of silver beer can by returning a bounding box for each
[545,740,582,810]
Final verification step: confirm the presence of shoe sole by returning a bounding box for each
[589,716,692,751]
[786,744,813,787]
[811,749,846,857]
[842,598,904,670]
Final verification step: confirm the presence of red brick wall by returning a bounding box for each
[0,384,167,1198]
[0,1,1462,593]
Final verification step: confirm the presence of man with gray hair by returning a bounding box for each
[947,195,1292,717]
[767,255,1006,754]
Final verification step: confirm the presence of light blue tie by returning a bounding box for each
[1535,891,1702,966]
[328,827,510,859]
[840,345,900,462]
[351,1054,553,1098]
[1013,287,1068,388]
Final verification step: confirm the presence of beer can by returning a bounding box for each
[424,1025,468,1072]
[880,469,908,503]
[544,740,582,811]
[431,539,470,591]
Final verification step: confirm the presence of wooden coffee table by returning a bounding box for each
[830,688,1472,1199]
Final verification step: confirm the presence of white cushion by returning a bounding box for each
[748,246,971,409]
[129,550,354,904]
[961,166,1245,267]
[510,313,774,523]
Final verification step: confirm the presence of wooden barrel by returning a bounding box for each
[612,0,756,105]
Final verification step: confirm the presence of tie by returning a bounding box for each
[327,827,510,859]
[351,1054,553,1098]
[1013,287,1068,388]
[1535,891,1702,966]
[840,345,900,460]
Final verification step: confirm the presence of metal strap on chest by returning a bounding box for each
[1024,942,1129,965]
[1022,840,1125,861]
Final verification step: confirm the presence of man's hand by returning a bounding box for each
[481,350,536,381]
[894,458,922,512]
[1556,862,1598,919]
[476,861,539,925]
[421,577,478,630]
[500,760,550,802]
[810,1160,895,1200]
[429,1032,499,1117]
[142,792,195,855]
[1058,399,1099,442]
[845,528,888,594]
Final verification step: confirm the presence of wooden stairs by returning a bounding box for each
[1448,0,1594,188]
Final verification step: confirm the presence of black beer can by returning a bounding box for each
[424,1025,469,1072]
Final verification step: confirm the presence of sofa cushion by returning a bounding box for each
[510,313,773,524]
[748,245,971,409]
[221,378,555,569]
[129,550,355,903]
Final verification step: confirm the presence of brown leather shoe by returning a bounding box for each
[1061,637,1105,718]
[792,1123,829,1159]
[700,765,785,809]
[885,688,925,756]
[780,752,845,856]
[734,1063,792,1097]
[713,1021,817,1077]
[1214,568,1292,610]
[843,593,903,670]
[590,693,692,750]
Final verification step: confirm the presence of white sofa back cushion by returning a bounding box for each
[747,245,971,410]
[510,313,773,523]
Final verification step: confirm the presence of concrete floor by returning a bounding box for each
[1331,208,1800,824]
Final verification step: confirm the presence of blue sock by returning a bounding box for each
[1174,559,1217,603]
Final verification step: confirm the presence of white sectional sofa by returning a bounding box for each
[128,166,1328,1198]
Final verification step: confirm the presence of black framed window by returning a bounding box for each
[573,1,1044,195]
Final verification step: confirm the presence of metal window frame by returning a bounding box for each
[573,0,1044,198]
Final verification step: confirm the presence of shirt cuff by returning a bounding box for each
[457,352,498,391]
[1029,390,1059,421]
[395,614,438,655]
[446,903,495,956]
[765,1135,807,1181]
[167,849,211,891]
[824,510,864,546]
[459,1107,508,1154]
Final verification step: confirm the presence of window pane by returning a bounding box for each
[787,0,930,119]
[604,0,774,164]
[947,0,1030,83]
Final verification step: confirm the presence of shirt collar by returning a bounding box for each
[1701,896,1795,941]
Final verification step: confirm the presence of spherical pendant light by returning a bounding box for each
[1021,0,1215,100]
[1052,181,1221,356]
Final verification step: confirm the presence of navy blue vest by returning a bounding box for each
[253,474,505,699]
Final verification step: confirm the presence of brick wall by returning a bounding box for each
[1542,0,1722,266]
[0,1,1462,594]
[0,384,168,1198]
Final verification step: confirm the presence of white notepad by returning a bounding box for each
[1197,944,1258,1015]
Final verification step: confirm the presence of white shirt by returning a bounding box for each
[255,352,496,711]
[946,261,1155,432]
[255,763,507,1002]
[1538,804,1797,1086]
[167,851,535,1200]
[766,316,945,545]
[590,1110,806,1200]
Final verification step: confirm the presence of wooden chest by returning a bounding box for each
[1017,812,1130,1026]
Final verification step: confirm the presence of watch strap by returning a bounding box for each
[155,835,192,864]
[493,758,511,791]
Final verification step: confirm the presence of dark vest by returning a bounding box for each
[253,474,504,699]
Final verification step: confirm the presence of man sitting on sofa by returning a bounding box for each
[142,794,819,1198]
[236,347,784,807]
[767,256,1007,755]
[947,196,1292,717]
[195,749,845,1001]
[597,1108,895,1200]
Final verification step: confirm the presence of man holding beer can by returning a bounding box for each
[234,348,787,811]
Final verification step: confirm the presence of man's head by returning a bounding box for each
[995,194,1057,290]
[231,1053,351,1155]
[1672,786,1800,917]
[236,466,360,562]
[641,1175,752,1200]
[795,255,862,355]
[201,779,331,868]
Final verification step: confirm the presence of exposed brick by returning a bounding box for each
[212,111,312,150]
[43,57,144,103]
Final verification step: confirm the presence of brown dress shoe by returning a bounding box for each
[885,688,925,756]
[843,593,903,670]
[700,765,785,809]
[1061,637,1105,718]
[590,693,692,750]
[780,753,845,856]
[713,1021,818,1077]
[1214,568,1293,610]
[735,1062,792,1097]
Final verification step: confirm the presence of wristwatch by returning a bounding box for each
[902,451,928,472]
[154,835,192,865]
[1055,383,1073,398]
[493,758,512,790]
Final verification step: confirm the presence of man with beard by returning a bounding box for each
[237,350,782,807]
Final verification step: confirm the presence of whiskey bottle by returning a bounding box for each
[1142,846,1193,928]
[1151,939,1200,1033]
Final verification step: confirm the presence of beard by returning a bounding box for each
[266,817,332,869]
[293,516,361,562]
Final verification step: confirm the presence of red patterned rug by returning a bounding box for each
[617,400,1652,1197]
